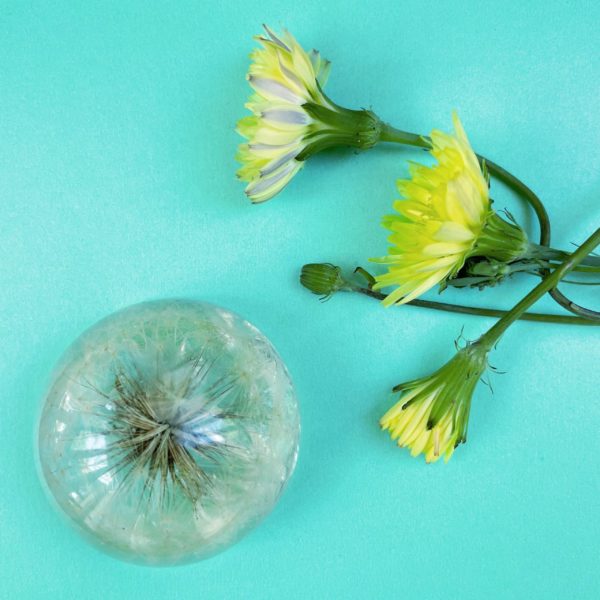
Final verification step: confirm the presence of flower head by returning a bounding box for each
[237,25,381,203]
[380,341,489,463]
[300,263,349,299]
[372,113,528,305]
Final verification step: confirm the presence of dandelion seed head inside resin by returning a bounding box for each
[37,300,299,565]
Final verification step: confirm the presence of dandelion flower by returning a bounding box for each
[373,113,529,305]
[236,25,382,203]
[380,341,489,463]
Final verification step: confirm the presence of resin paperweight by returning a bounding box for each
[37,299,299,565]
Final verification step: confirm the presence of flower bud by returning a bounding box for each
[381,341,489,463]
[300,263,348,299]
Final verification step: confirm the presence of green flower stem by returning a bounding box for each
[478,228,600,347]
[560,279,600,286]
[354,285,599,326]
[526,243,600,267]
[379,125,429,148]
[379,123,600,320]
[564,264,600,273]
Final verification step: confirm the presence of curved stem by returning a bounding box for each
[379,124,600,320]
[481,158,551,246]
[542,292,600,321]
[528,244,600,267]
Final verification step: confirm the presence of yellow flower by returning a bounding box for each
[237,26,381,203]
[380,341,488,463]
[373,113,528,305]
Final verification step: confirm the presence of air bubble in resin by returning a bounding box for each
[37,300,299,565]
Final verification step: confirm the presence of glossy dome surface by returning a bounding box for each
[37,300,299,565]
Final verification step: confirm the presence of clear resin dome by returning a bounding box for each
[37,300,299,565]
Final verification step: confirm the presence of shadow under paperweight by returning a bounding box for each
[36,299,300,565]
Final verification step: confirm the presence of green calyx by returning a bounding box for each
[297,101,383,160]
[471,210,530,263]
[395,340,489,442]
[452,211,600,291]
[300,263,351,299]
[427,342,488,439]
[442,211,531,290]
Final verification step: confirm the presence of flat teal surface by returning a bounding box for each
[1,2,599,598]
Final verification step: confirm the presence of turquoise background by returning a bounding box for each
[1,1,599,598]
